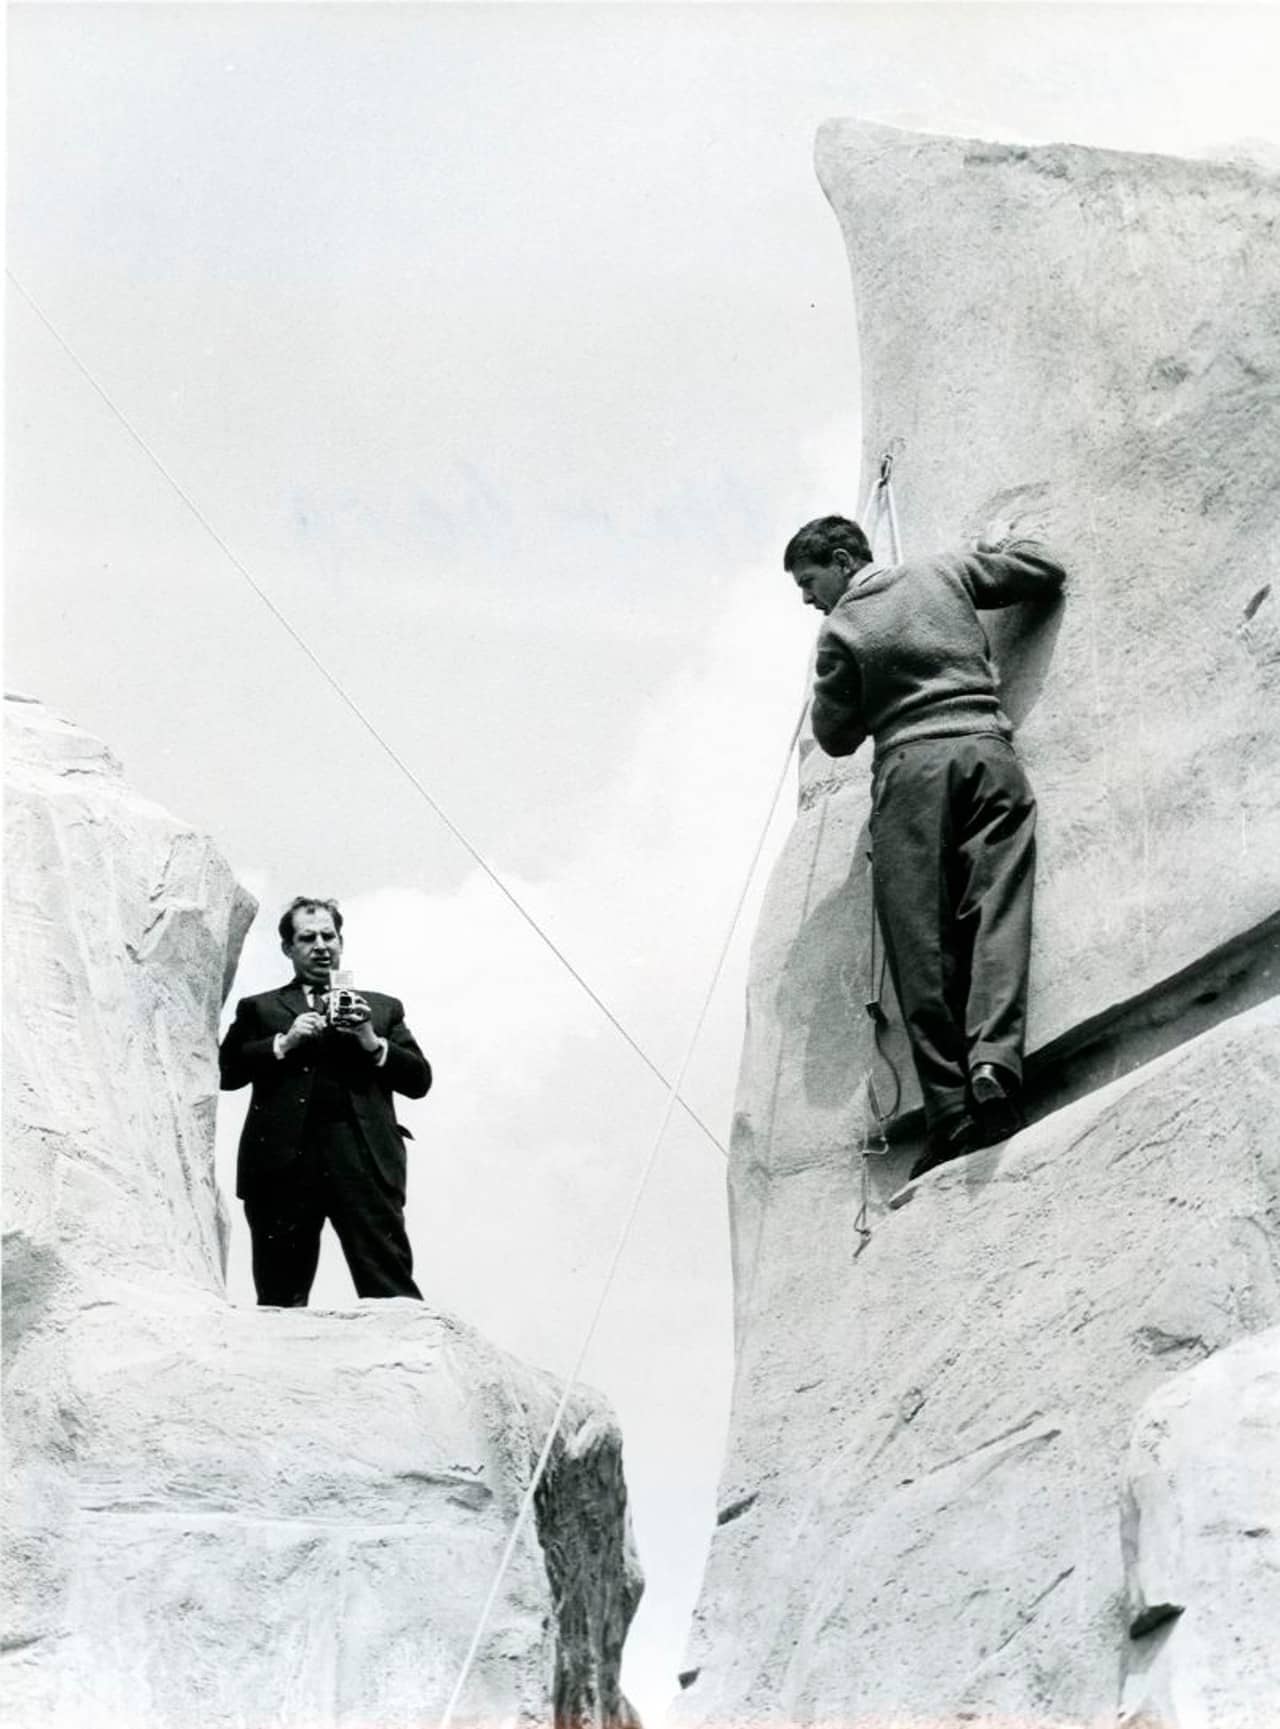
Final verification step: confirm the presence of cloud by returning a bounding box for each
[215,412,860,1720]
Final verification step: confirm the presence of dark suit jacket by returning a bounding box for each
[219,981,432,1200]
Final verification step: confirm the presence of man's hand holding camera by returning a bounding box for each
[329,990,384,1055]
[279,1008,326,1055]
[277,990,386,1060]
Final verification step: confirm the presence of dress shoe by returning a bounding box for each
[908,1114,977,1182]
[969,1062,1024,1145]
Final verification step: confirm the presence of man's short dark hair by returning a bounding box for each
[783,515,873,572]
[278,897,344,944]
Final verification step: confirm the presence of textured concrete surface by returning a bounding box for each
[691,129,1280,1714]
[1119,1326,1280,1727]
[4,1284,640,1729]
[677,999,1280,1727]
[4,693,256,1291]
[755,122,1280,1133]
[2,696,641,1729]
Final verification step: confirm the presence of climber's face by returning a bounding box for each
[791,554,854,615]
[282,909,345,984]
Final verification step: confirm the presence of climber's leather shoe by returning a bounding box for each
[970,1062,1024,1145]
[908,1114,978,1182]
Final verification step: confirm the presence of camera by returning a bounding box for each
[326,971,358,1024]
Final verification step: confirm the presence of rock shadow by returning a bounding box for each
[984,592,1066,731]
[774,820,875,1111]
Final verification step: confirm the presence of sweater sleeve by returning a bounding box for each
[954,538,1066,610]
[810,623,868,758]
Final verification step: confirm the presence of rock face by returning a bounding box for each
[679,1002,1280,1723]
[4,695,256,1294]
[1120,1325,1280,1727]
[737,121,1280,1158]
[678,124,1280,1726]
[2,696,641,1729]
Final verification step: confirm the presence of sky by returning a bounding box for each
[8,3,1280,1720]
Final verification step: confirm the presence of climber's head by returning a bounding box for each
[279,896,345,984]
[784,516,873,614]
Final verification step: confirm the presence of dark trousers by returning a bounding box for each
[869,733,1037,1132]
[243,1116,422,1306]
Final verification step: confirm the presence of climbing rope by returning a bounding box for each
[876,445,905,563]
[436,681,809,1728]
[8,266,736,1159]
[852,449,907,1251]
[18,255,914,1692]
[11,264,819,1715]
[852,846,904,1250]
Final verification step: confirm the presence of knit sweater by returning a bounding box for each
[810,538,1066,760]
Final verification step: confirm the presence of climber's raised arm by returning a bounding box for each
[954,535,1066,610]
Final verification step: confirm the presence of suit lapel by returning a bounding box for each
[277,979,311,1020]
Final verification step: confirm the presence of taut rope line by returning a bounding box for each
[8,267,734,1157]
[12,265,822,1715]
[436,681,808,1729]
[853,450,907,1249]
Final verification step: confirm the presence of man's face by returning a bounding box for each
[283,908,344,984]
[791,554,854,615]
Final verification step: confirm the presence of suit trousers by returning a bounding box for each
[243,1114,422,1306]
[869,733,1037,1132]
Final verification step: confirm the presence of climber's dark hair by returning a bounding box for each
[278,897,344,945]
[783,515,873,572]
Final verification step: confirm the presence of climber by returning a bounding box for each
[219,895,432,1305]
[785,514,1065,1181]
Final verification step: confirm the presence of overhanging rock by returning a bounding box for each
[2,695,642,1729]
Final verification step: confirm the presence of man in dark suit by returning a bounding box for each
[219,895,432,1306]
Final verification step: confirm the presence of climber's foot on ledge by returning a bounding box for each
[908,1114,978,1183]
[969,1061,1025,1146]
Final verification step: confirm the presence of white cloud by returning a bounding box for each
[213,412,858,1720]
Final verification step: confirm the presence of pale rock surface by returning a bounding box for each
[1119,1326,1280,1727]
[4,693,256,1292]
[686,124,1280,1726]
[677,999,1280,1726]
[6,1286,639,1729]
[2,696,641,1729]
[743,122,1280,1147]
